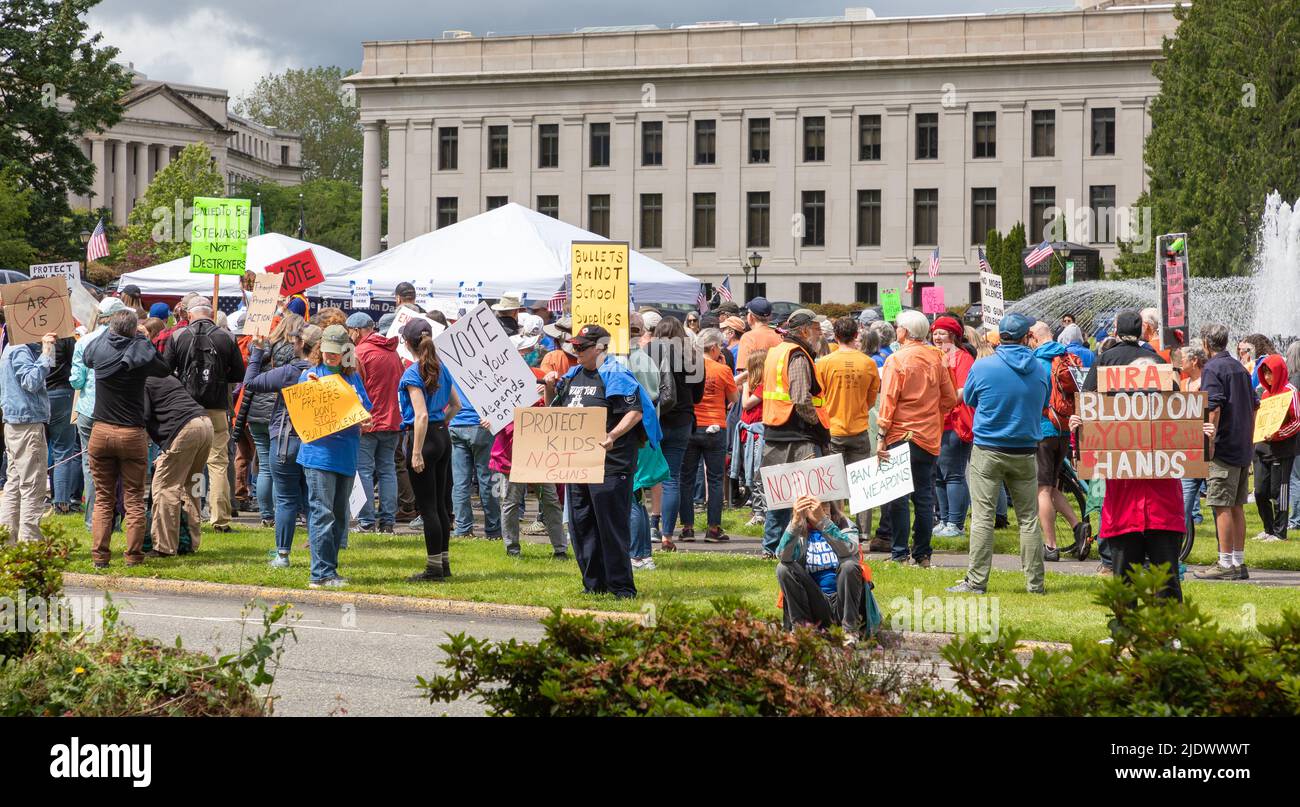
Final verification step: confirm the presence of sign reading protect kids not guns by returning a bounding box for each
[571,241,630,355]
[508,407,607,484]
[190,197,250,276]
[281,373,372,444]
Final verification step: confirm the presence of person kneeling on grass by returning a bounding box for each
[776,495,878,643]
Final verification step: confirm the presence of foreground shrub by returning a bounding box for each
[0,524,76,659]
[420,599,920,716]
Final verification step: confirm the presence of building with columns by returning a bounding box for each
[350,3,1177,306]
[68,71,304,227]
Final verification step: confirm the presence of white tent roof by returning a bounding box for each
[116,233,357,297]
[317,203,701,304]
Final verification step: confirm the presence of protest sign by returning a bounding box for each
[1095,363,1178,393]
[845,444,914,514]
[387,305,445,362]
[281,373,372,443]
[1253,390,1294,442]
[243,272,283,339]
[1075,390,1207,480]
[423,298,463,321]
[29,262,79,282]
[880,290,902,323]
[760,453,849,510]
[921,286,945,314]
[1,278,75,343]
[434,302,539,433]
[190,197,250,275]
[571,241,630,354]
[264,248,324,296]
[508,407,606,484]
[979,271,1004,329]
[350,280,372,310]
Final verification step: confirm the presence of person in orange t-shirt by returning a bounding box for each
[815,316,880,534]
[678,328,737,542]
[736,297,782,369]
[539,316,578,383]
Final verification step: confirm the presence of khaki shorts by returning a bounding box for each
[1206,458,1250,507]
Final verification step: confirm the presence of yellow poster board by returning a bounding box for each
[571,241,630,355]
[282,373,372,443]
[1253,390,1294,443]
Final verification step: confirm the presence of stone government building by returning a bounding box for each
[67,70,304,228]
[352,1,1176,306]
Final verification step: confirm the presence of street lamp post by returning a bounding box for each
[748,250,763,298]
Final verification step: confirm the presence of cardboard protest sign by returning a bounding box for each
[1,278,75,343]
[508,407,606,484]
[29,262,79,281]
[434,302,540,434]
[190,197,250,275]
[571,241,630,354]
[880,290,902,323]
[243,272,284,338]
[760,453,849,510]
[281,373,372,443]
[979,271,1004,329]
[1253,390,1294,442]
[264,248,324,296]
[846,443,913,514]
[921,286,946,314]
[1095,363,1177,393]
[1075,390,1207,480]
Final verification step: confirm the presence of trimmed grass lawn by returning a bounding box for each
[55,512,1299,644]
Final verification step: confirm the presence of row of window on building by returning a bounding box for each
[433,184,1118,248]
[428,108,1119,172]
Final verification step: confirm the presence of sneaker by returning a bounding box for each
[1193,564,1240,580]
[946,580,986,594]
[867,537,892,553]
[1251,531,1272,541]
[406,568,445,582]
[703,526,729,543]
[1259,534,1286,543]
[211,524,233,534]
[632,557,657,571]
[1239,564,1249,580]
[524,520,547,536]
[552,551,570,561]
[910,556,932,569]
[378,524,395,534]
[1044,546,1060,562]
[678,527,696,542]
[309,578,348,589]
[269,554,290,569]
[1096,564,1113,577]
[357,523,377,533]
[93,561,109,570]
[933,523,956,538]
[260,519,274,528]
[143,550,175,559]
[745,514,764,527]
[410,516,424,529]
[506,548,521,558]
[761,550,777,560]
[650,525,662,543]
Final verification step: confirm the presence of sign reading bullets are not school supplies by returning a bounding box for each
[571,241,630,355]
[509,407,607,484]
[760,453,849,510]
[243,272,284,338]
[281,373,372,443]
[846,444,914,514]
[189,197,250,276]
[434,302,540,434]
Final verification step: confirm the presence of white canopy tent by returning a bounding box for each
[116,233,357,297]
[317,203,701,304]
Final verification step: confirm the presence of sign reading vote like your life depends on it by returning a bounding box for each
[571,241,630,355]
[435,302,540,434]
[760,453,849,510]
[189,197,250,276]
[508,407,607,484]
[280,373,372,443]
[264,248,325,296]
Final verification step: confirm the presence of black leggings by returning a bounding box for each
[1253,453,1295,538]
[406,422,452,555]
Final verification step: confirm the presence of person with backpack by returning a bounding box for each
[647,316,705,552]
[163,297,245,533]
[1028,320,1087,562]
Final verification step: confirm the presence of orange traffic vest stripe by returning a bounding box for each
[762,342,830,429]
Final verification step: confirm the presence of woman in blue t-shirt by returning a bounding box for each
[398,318,460,581]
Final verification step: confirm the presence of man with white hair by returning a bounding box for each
[876,309,957,567]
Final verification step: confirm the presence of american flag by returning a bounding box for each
[905,269,915,293]
[86,218,109,263]
[928,247,941,278]
[717,275,733,302]
[696,284,708,313]
[547,281,568,315]
[978,247,992,275]
[1024,240,1054,268]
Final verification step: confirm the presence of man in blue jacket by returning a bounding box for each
[1029,320,1086,562]
[947,313,1050,595]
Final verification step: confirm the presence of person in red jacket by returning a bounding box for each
[932,315,976,538]
[347,312,406,532]
[1252,354,1300,541]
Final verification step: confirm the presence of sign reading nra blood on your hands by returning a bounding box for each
[1076,363,1207,480]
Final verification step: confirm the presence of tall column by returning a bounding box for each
[112,140,129,226]
[461,118,483,220]
[718,109,743,267]
[883,105,910,267]
[157,144,172,174]
[1058,99,1086,243]
[89,137,107,211]
[828,107,854,266]
[999,102,1025,238]
[386,119,408,246]
[512,115,535,213]
[611,113,636,242]
[941,103,967,271]
[134,142,151,206]
[1120,97,1147,207]
[408,120,433,238]
[361,121,382,258]
[560,115,584,224]
[770,109,797,272]
[663,111,690,265]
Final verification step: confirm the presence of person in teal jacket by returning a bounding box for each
[298,325,372,588]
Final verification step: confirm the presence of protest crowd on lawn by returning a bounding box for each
[2,267,1297,641]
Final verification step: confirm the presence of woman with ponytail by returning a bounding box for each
[398,318,460,581]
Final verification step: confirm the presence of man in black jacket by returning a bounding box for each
[143,375,214,557]
[163,297,245,533]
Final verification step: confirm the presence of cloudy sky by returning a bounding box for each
[87,0,1025,101]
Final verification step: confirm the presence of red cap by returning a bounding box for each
[932,315,963,342]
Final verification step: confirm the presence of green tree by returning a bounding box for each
[1142,0,1300,277]
[234,67,362,183]
[114,143,224,273]
[0,0,133,258]
[1001,222,1027,302]
[237,178,363,259]
[984,229,1004,279]
[0,167,36,268]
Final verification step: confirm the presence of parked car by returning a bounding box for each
[963,303,984,328]
[0,269,31,284]
[768,300,799,326]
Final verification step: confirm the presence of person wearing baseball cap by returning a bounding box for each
[394,282,419,312]
[544,323,663,598]
[946,311,1048,595]
[738,297,782,368]
[346,311,406,534]
[540,315,578,377]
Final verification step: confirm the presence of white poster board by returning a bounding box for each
[845,443,914,514]
[29,262,80,281]
[759,453,849,510]
[434,302,540,434]
[980,270,1004,330]
[387,305,445,363]
[349,472,367,517]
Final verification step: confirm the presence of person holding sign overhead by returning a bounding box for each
[1250,354,1300,542]
[0,318,57,544]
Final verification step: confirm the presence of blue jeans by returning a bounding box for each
[1289,463,1300,529]
[249,422,275,521]
[658,422,693,539]
[888,446,938,561]
[764,506,792,554]
[680,428,726,528]
[47,388,79,506]
[305,466,350,583]
[356,430,399,528]
[270,433,308,555]
[936,431,972,528]
[449,425,500,537]
[629,490,652,560]
[1181,477,1204,531]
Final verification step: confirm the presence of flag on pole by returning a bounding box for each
[696,284,709,313]
[928,247,941,278]
[905,269,915,294]
[978,247,992,275]
[86,218,109,263]
[717,275,733,302]
[1024,240,1054,268]
[548,280,568,315]
[296,193,305,239]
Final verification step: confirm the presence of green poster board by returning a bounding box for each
[881,289,902,322]
[190,197,251,275]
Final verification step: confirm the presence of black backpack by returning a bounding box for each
[181,321,224,403]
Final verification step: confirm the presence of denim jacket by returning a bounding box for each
[0,343,54,424]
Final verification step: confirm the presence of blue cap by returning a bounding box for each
[377,312,396,333]
[286,297,307,317]
[746,297,772,317]
[345,312,374,329]
[149,302,171,320]
[998,313,1034,341]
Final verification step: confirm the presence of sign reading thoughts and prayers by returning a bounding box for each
[190,197,250,275]
[846,444,914,514]
[243,272,284,338]
[571,241,630,354]
[281,373,372,443]
[921,286,946,314]
[1253,390,1294,443]
[264,248,324,296]
[1,278,75,343]
[434,302,540,434]
[508,407,607,484]
[979,271,1004,329]
[760,453,849,510]
[880,290,902,323]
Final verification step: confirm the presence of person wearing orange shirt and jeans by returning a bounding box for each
[736,297,783,370]
[678,328,738,542]
[876,310,957,566]
[815,317,880,536]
